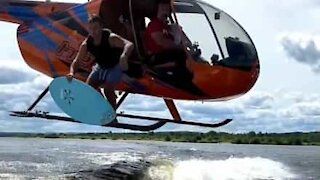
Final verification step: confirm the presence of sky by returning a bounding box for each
[0,0,319,133]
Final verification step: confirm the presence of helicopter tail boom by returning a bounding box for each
[0,0,76,24]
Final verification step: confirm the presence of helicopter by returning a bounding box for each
[0,0,260,131]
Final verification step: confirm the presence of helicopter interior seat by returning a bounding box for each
[217,37,256,71]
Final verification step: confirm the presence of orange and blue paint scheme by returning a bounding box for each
[0,0,260,101]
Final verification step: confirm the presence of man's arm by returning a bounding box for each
[67,42,87,78]
[109,33,134,70]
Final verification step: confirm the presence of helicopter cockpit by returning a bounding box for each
[171,0,258,70]
[98,0,258,71]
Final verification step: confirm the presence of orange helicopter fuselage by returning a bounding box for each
[0,0,260,101]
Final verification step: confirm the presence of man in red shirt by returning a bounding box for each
[144,0,205,96]
[144,0,187,70]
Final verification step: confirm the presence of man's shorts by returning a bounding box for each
[87,64,123,88]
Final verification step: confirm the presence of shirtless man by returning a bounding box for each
[67,14,134,109]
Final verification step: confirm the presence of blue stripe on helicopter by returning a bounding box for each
[72,4,89,23]
[19,27,59,76]
[44,50,58,78]
[18,26,59,76]
[35,18,69,38]
[48,11,88,37]
[7,6,39,23]
[20,26,58,51]
[7,6,68,38]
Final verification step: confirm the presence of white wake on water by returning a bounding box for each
[148,157,298,180]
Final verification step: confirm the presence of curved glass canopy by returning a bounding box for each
[173,0,258,68]
[115,0,259,70]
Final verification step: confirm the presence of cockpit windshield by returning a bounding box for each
[176,12,220,64]
[173,0,258,69]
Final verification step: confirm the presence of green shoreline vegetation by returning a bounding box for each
[1,131,319,146]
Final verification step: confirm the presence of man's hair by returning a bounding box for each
[88,14,102,24]
[151,0,171,18]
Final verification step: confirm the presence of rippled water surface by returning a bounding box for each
[0,138,319,179]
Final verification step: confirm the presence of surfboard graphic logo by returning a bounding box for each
[60,89,74,105]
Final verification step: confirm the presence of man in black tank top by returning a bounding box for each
[67,14,134,110]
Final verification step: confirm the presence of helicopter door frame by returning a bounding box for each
[172,0,225,59]
[128,0,143,59]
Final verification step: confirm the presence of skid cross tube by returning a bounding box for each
[27,85,49,111]
[164,99,182,121]
[116,92,129,110]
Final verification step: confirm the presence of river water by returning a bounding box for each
[0,138,319,179]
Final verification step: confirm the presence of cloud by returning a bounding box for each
[279,102,320,120]
[0,80,319,133]
[241,92,274,109]
[0,75,53,109]
[0,65,37,84]
[0,73,116,133]
[282,92,320,103]
[0,64,318,133]
[280,33,320,73]
[120,95,166,112]
[176,101,244,121]
[116,91,320,133]
[170,91,320,133]
[226,91,320,133]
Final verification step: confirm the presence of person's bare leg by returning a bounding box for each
[103,88,117,110]
[86,78,104,96]
[103,88,118,124]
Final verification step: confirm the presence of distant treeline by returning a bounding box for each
[1,131,319,145]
